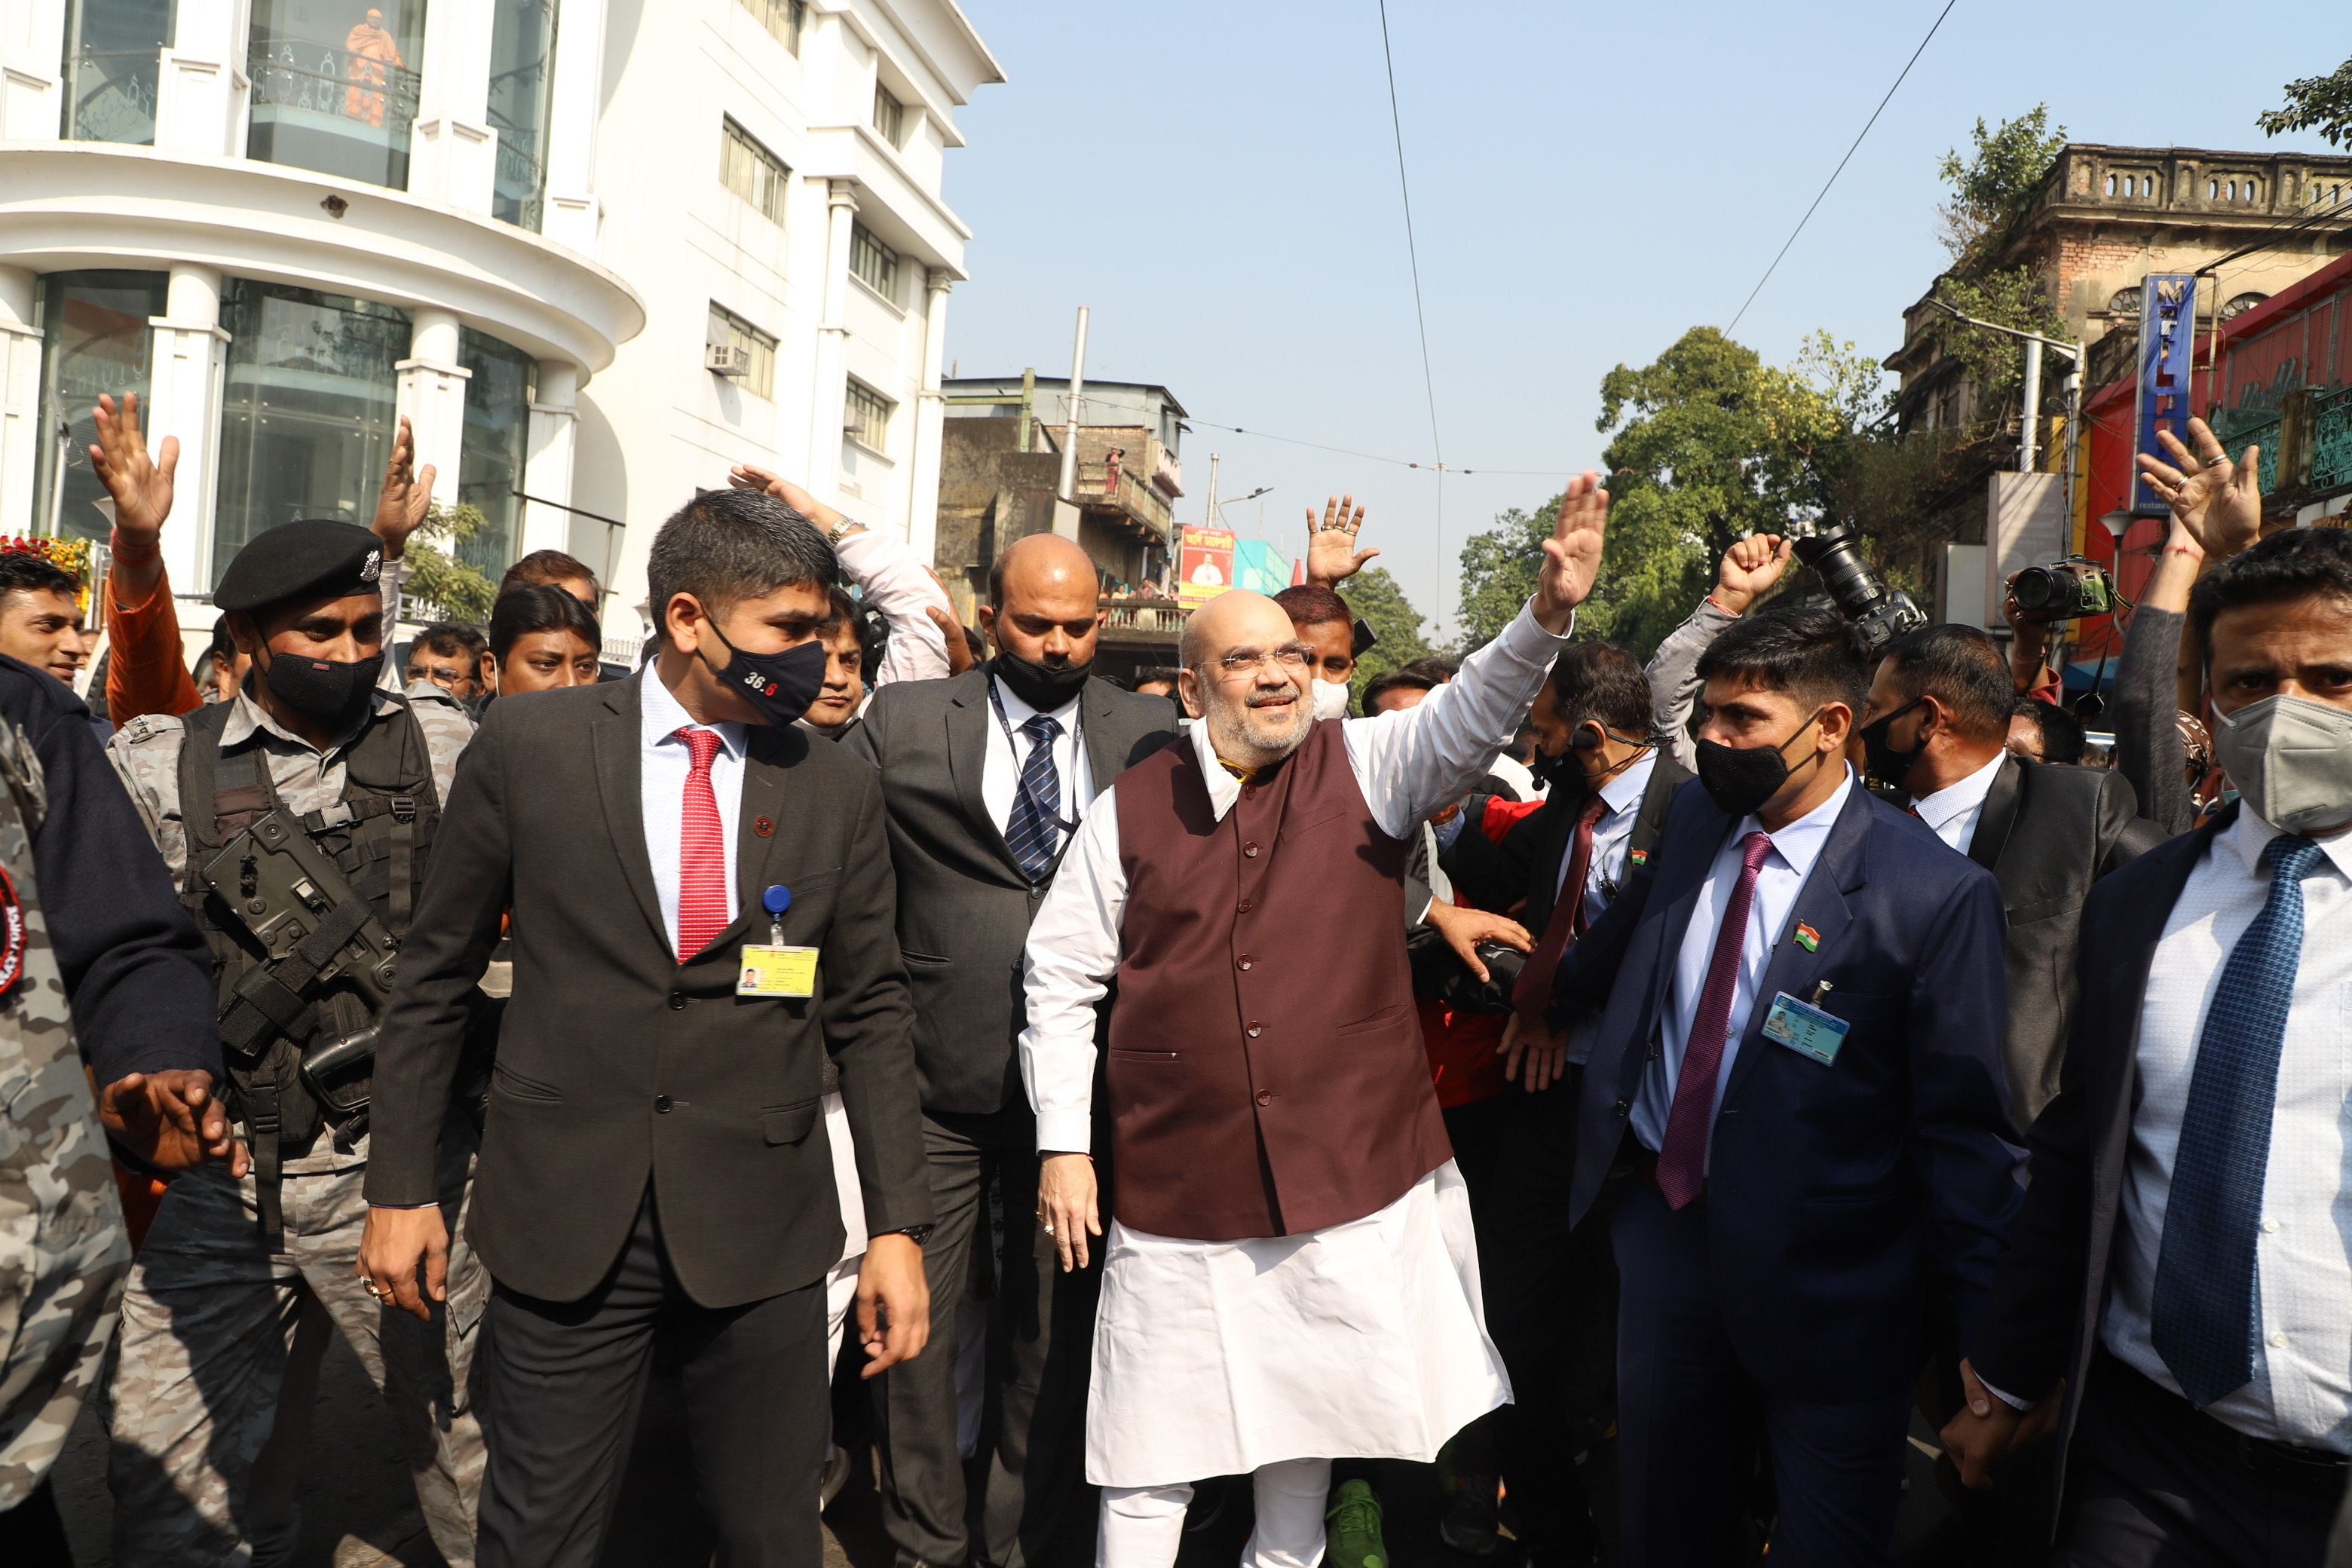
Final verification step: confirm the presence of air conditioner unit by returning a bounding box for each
[706,344,751,376]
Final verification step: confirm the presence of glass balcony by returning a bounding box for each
[32,271,170,541]
[60,0,173,145]
[486,0,559,230]
[456,328,537,571]
[245,2,426,191]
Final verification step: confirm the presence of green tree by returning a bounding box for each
[1935,106,2068,264]
[1453,498,1556,653]
[399,501,501,623]
[1340,565,1433,704]
[2258,57,2352,149]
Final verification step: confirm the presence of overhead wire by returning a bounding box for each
[1374,0,1451,629]
[1725,0,1960,334]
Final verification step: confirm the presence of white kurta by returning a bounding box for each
[1018,600,1572,1487]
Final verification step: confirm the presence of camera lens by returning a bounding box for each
[2013,567,2056,612]
[1793,523,1888,616]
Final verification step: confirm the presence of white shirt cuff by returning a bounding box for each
[1034,1110,1094,1156]
[1978,1377,2031,1412]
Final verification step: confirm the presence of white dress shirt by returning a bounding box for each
[2099,809,2352,1450]
[981,676,1095,859]
[1628,767,1857,1158]
[1562,749,1660,928]
[1908,751,2006,856]
[834,525,952,689]
[1018,600,1572,1157]
[639,668,747,956]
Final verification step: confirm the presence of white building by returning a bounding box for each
[0,0,1000,653]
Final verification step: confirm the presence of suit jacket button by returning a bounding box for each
[1237,898,1254,914]
[1255,1090,1273,1106]
[669,990,687,1010]
[1237,954,1254,970]
[1247,1022,1263,1038]
[1613,1100,1630,1116]
[1242,841,1260,858]
[655,1095,674,1113]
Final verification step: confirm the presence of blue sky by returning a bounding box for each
[943,0,2344,641]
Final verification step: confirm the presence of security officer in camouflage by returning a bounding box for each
[0,651,222,1566]
[103,520,486,1568]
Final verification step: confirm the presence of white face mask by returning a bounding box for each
[1311,678,1352,722]
[2214,694,2352,835]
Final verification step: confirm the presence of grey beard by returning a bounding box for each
[1205,685,1314,771]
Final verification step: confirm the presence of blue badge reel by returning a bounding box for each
[738,884,816,997]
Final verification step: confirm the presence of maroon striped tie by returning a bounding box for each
[1655,831,1773,1208]
[675,726,728,960]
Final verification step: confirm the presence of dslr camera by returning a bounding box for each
[2010,557,2117,623]
[1790,521,1928,654]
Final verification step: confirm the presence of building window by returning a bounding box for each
[60,0,172,144]
[721,118,790,224]
[738,0,804,53]
[707,305,776,399]
[850,223,898,300]
[486,0,560,231]
[2108,286,2142,317]
[32,270,168,541]
[245,0,427,191]
[457,329,537,573]
[212,279,410,581]
[844,380,893,450]
[2221,292,2271,323]
[872,82,903,145]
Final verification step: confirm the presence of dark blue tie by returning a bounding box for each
[2151,833,2324,1409]
[1004,714,1064,883]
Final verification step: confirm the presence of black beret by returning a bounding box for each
[214,520,386,613]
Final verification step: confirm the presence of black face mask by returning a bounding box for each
[991,650,1092,712]
[701,622,828,726]
[1857,697,1928,792]
[1693,709,1826,819]
[260,647,382,734]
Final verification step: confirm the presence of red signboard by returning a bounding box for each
[1178,526,1236,609]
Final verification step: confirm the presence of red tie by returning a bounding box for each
[1512,793,1609,1027]
[1655,831,1774,1208]
[675,726,728,961]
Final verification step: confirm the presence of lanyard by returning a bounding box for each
[988,677,1082,835]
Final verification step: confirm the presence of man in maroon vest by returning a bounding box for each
[1024,476,1609,1568]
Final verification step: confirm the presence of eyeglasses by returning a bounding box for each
[1199,648,1312,681]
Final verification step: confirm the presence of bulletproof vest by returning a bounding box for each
[175,697,441,1156]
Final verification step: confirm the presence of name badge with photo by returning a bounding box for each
[1760,991,1849,1067]
[737,945,818,998]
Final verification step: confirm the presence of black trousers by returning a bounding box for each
[871,1107,1098,1568]
[476,1190,829,1568]
[0,1478,75,1567]
[2051,1352,2341,1568]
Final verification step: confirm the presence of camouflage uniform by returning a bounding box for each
[103,683,485,1568]
[0,714,133,1510]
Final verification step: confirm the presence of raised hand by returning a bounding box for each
[1304,494,1379,585]
[370,416,436,559]
[730,464,848,534]
[1533,472,1609,632]
[2135,416,2261,562]
[1424,899,1530,985]
[1713,533,1792,616]
[88,393,178,541]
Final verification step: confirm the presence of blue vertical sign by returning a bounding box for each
[2133,274,2198,515]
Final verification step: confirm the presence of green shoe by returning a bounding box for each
[1325,1478,1387,1568]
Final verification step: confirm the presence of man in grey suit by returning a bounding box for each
[358,489,934,1568]
[849,531,1178,1568]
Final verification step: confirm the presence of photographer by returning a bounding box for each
[103,521,485,1568]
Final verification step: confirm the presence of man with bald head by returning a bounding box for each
[850,529,1178,1568]
[1022,475,1608,1568]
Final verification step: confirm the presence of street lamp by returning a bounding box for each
[1923,297,2085,524]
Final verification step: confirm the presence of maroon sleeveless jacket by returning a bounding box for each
[1107,721,1453,1241]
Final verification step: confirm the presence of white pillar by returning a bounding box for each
[807,179,859,507]
[522,358,577,554]
[409,0,495,213]
[906,271,951,561]
[152,0,250,158]
[397,308,469,507]
[144,264,231,589]
[1,0,67,141]
[0,268,41,535]
[541,0,606,253]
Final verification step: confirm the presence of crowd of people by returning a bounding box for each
[0,394,2347,1568]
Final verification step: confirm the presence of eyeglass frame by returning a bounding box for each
[1191,642,1315,682]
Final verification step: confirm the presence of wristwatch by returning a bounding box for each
[875,1224,935,1246]
[827,516,862,546]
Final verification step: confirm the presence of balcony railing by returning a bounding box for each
[1076,463,1173,539]
[1099,596,1188,635]
[65,48,159,144]
[2313,386,2352,494]
[248,37,422,137]
[2226,413,2283,498]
